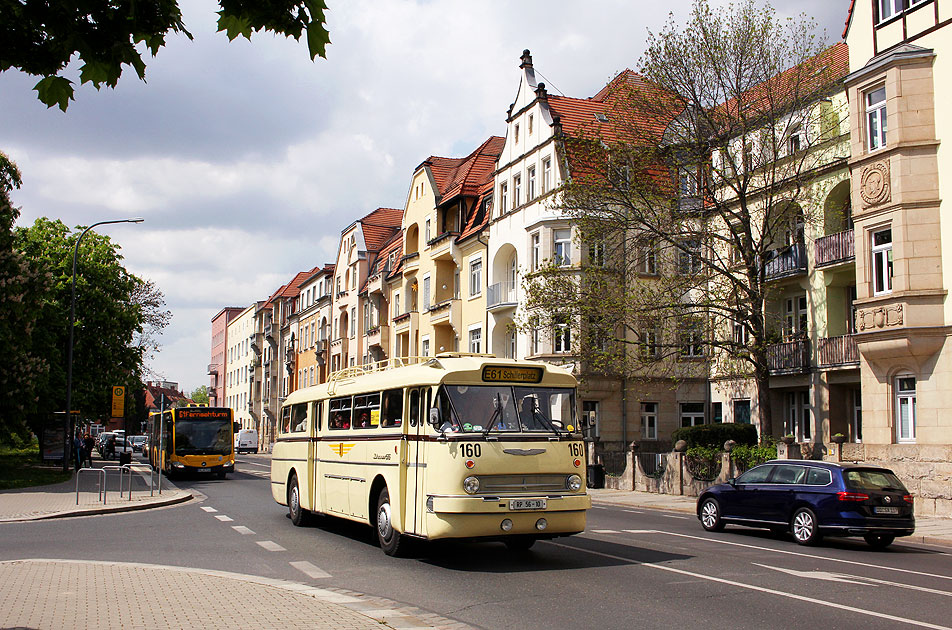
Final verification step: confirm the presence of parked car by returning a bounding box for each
[129,435,147,452]
[696,460,915,548]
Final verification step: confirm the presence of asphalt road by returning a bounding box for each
[2,453,951,630]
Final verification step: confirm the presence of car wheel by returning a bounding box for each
[791,507,822,546]
[375,487,405,556]
[864,534,895,549]
[504,536,536,552]
[699,497,725,532]
[288,473,310,527]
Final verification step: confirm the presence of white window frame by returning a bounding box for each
[468,325,482,354]
[641,402,658,439]
[469,258,482,297]
[513,173,522,208]
[866,85,887,151]
[542,157,552,194]
[872,228,893,296]
[553,316,571,353]
[680,402,705,428]
[425,218,431,245]
[499,182,508,216]
[679,320,703,358]
[421,336,430,357]
[635,241,656,274]
[554,229,572,267]
[896,375,916,442]
[531,232,541,271]
[422,274,431,311]
[527,165,536,200]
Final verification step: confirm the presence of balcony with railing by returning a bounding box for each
[427,231,458,260]
[366,324,390,350]
[767,338,811,375]
[392,310,418,333]
[207,363,218,375]
[814,229,854,268]
[329,336,349,357]
[427,298,460,325]
[765,243,807,280]
[815,334,859,369]
[487,281,518,312]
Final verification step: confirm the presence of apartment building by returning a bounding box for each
[386,137,502,360]
[224,304,255,430]
[295,265,335,390]
[329,208,402,372]
[208,307,244,407]
[488,50,707,457]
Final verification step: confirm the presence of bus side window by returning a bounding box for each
[312,401,322,431]
[291,404,308,432]
[381,389,402,427]
[409,390,420,427]
[329,396,352,430]
[281,406,292,434]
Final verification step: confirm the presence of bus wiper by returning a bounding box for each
[483,394,503,438]
[532,409,563,436]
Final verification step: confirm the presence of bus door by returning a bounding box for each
[404,387,430,536]
[308,401,322,513]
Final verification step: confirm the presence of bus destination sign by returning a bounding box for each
[179,409,230,420]
[481,365,544,384]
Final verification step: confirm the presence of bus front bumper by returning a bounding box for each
[423,493,591,540]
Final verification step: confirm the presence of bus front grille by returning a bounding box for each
[476,474,568,494]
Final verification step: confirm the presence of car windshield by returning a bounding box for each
[436,385,577,434]
[845,469,907,492]
[174,418,233,456]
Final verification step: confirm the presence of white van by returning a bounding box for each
[235,429,258,454]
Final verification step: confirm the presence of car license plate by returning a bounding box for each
[509,498,546,511]
[874,506,899,515]
[197,467,210,473]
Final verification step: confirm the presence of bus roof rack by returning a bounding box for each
[325,354,496,394]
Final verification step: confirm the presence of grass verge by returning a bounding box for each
[0,443,71,490]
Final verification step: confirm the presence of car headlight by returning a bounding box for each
[463,476,480,494]
[567,474,582,491]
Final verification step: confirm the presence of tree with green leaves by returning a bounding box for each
[13,217,169,431]
[0,152,50,443]
[523,0,847,439]
[0,0,330,110]
[190,385,210,406]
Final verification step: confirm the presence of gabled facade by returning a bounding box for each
[224,304,256,430]
[295,265,335,391]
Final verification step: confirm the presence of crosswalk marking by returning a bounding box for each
[201,507,217,513]
[290,560,331,579]
[232,525,255,535]
[214,515,234,522]
[257,540,286,552]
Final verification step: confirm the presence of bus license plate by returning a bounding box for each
[197,467,210,473]
[510,498,546,511]
[874,506,899,515]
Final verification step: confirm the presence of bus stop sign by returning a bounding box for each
[112,386,125,418]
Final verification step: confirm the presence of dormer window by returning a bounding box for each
[595,113,609,123]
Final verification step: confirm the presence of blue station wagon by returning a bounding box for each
[696,461,915,548]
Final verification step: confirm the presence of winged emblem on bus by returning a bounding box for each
[332,443,355,457]
[503,448,546,456]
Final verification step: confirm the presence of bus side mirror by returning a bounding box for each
[233,422,240,434]
[429,407,441,427]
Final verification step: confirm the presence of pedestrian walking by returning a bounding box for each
[72,432,83,471]
[83,434,94,467]
[106,434,116,460]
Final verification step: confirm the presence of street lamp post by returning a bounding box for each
[63,218,144,472]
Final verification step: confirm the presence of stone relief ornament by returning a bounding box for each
[856,304,904,331]
[860,160,891,207]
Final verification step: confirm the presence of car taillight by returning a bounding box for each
[903,494,914,504]
[836,491,869,502]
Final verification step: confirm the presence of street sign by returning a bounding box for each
[111,386,125,417]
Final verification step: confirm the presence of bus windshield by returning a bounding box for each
[437,385,577,434]
[174,418,233,456]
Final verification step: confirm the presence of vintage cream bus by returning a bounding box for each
[270,354,591,555]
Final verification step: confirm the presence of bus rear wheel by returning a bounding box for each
[376,488,406,557]
[288,473,310,527]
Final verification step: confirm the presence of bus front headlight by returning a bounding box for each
[567,474,582,491]
[463,476,480,494]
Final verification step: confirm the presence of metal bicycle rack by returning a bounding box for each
[75,467,106,505]
[100,465,135,502]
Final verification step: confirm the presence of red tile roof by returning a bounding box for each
[458,179,495,242]
[358,207,403,252]
[844,0,855,40]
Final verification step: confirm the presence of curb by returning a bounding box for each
[0,491,193,523]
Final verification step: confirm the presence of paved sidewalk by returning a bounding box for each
[0,456,190,523]
[0,559,468,630]
[588,487,952,547]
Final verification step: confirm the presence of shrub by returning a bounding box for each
[685,445,722,481]
[730,441,777,473]
[671,423,758,449]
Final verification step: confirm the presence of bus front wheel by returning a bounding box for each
[376,488,405,557]
[288,473,310,527]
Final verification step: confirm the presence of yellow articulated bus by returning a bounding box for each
[148,406,235,479]
[270,354,591,555]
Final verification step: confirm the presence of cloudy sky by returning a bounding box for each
[1,0,849,393]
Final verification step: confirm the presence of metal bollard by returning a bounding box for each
[75,468,106,505]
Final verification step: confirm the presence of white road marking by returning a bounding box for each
[232,525,255,535]
[289,560,331,579]
[214,515,234,522]
[201,507,217,513]
[547,542,952,630]
[592,529,620,534]
[757,564,952,597]
[623,510,645,514]
[622,529,658,534]
[257,540,286,552]
[658,530,952,582]
[659,514,689,519]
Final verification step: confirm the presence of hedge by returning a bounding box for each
[671,423,758,449]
